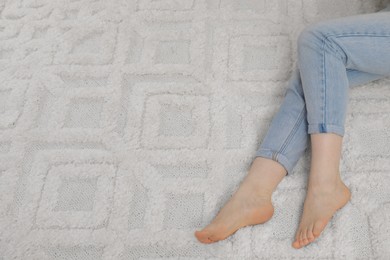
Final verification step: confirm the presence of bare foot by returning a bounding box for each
[195,160,286,244]
[292,177,351,249]
[194,157,286,244]
[194,184,274,243]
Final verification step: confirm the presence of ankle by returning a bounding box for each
[308,176,345,193]
[309,167,341,182]
[245,163,285,197]
[245,171,280,198]
[242,180,273,199]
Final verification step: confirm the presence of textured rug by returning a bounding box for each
[1,0,390,259]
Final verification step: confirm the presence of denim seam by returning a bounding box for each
[308,123,344,126]
[272,151,277,161]
[319,33,390,131]
[308,123,345,129]
[322,35,346,62]
[326,33,390,37]
[322,37,327,131]
[276,105,305,158]
[323,33,390,68]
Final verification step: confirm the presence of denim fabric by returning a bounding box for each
[255,9,390,176]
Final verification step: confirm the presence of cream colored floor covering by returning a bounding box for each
[1,0,390,259]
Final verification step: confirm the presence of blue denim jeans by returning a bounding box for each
[255,6,390,176]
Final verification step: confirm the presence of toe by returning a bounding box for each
[294,228,301,242]
[194,230,205,243]
[294,229,302,248]
[292,229,301,248]
[209,233,223,242]
[199,236,214,244]
[299,228,305,246]
[292,239,301,249]
[300,228,309,247]
[195,229,214,243]
[307,224,315,242]
[204,237,214,243]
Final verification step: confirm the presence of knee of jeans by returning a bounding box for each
[297,25,347,64]
[297,24,324,50]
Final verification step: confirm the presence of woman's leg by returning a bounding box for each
[194,10,390,245]
[292,10,390,249]
[255,68,386,177]
[194,65,386,244]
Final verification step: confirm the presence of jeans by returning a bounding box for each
[255,6,390,176]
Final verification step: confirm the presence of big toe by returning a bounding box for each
[194,228,215,243]
[292,240,301,249]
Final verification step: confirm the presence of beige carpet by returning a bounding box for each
[1,0,390,259]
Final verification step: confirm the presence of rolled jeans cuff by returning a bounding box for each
[307,123,345,137]
[254,149,295,176]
